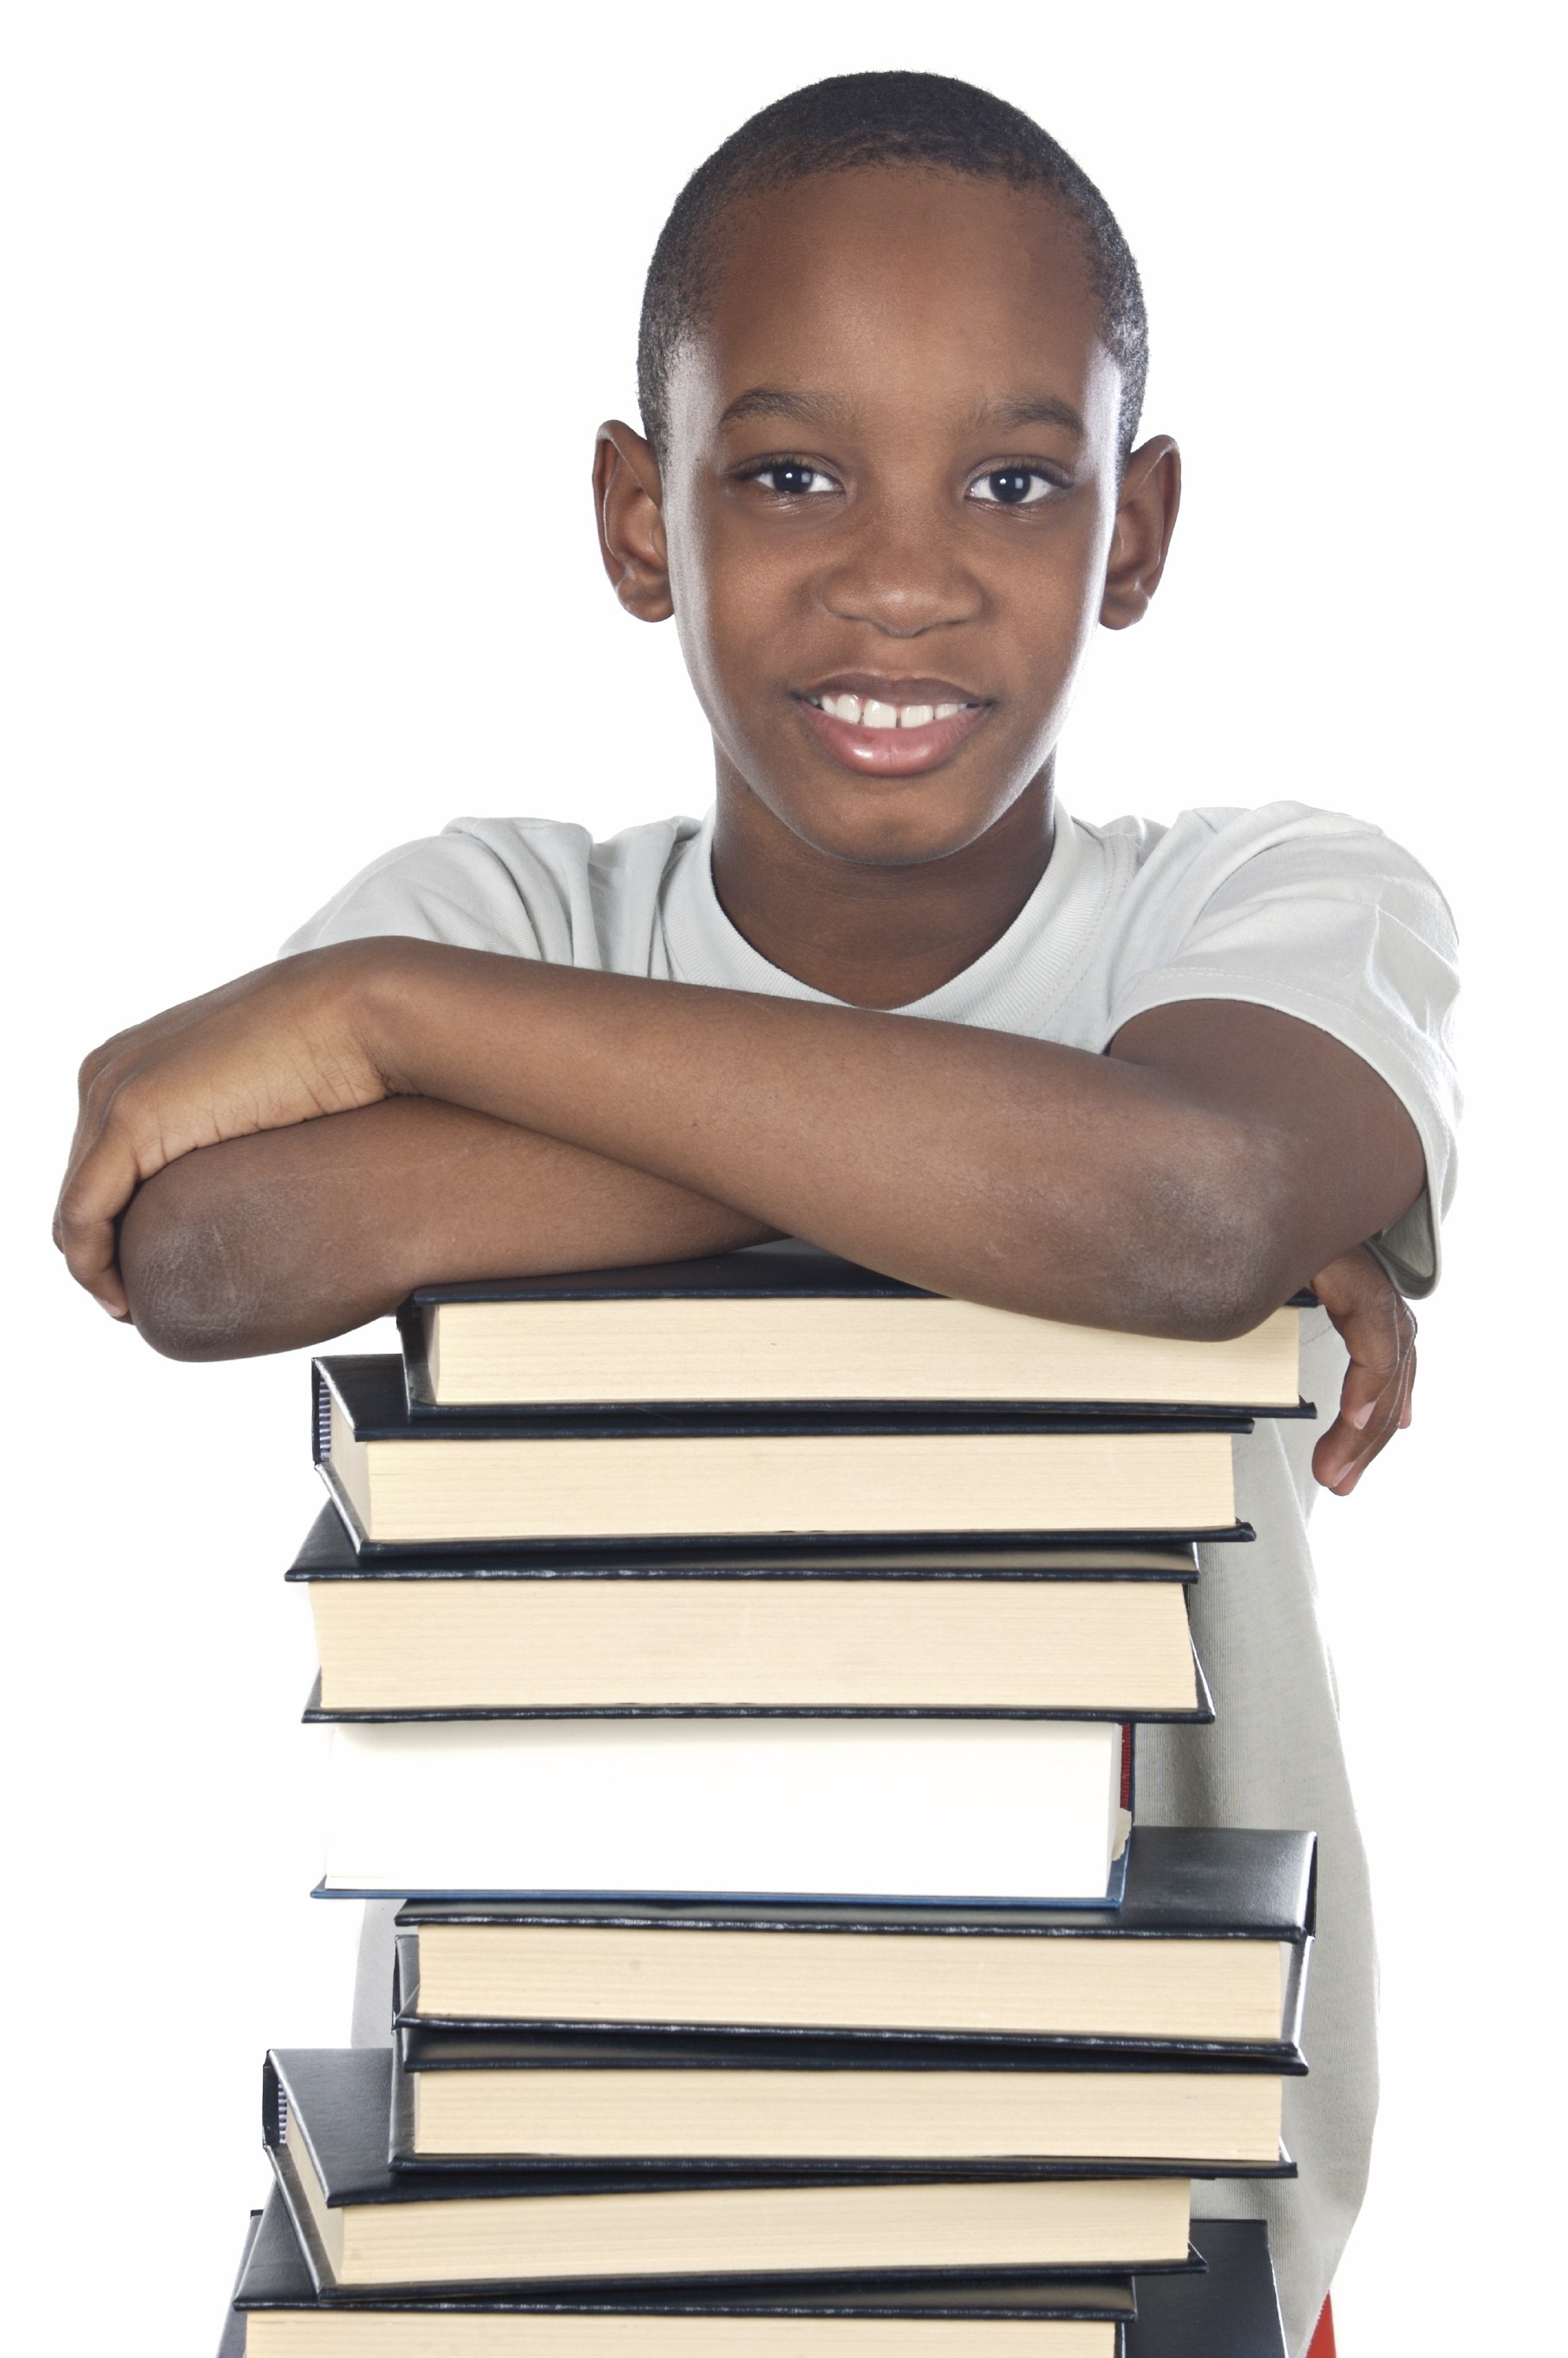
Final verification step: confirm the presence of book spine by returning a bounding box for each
[262,2053,285,2152]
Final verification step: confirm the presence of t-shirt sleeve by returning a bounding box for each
[1101,804,1460,1295]
[278,819,596,963]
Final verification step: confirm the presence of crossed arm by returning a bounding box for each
[56,937,1425,1493]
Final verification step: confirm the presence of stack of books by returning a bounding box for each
[218,1242,1316,2352]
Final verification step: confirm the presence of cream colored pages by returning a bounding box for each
[412,2062,1284,2162]
[411,1926,1289,2045]
[337,2173,1192,2286]
[426,1296,1301,1408]
[334,1422,1237,1545]
[310,1577,1199,1712]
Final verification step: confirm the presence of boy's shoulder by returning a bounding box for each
[282,813,705,963]
[1077,798,1454,956]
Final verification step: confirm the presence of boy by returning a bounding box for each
[56,74,1457,2354]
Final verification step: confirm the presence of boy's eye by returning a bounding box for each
[968,467,1056,506]
[746,461,838,498]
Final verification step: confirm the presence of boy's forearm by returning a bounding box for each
[360,948,1421,1337]
[67,938,1423,1340]
[119,1097,774,1359]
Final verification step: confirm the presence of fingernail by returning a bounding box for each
[1348,1401,1375,1430]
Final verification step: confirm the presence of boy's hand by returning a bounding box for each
[56,944,390,1316]
[1310,1244,1416,1494]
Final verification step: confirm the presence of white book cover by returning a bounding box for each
[320,1716,1127,1904]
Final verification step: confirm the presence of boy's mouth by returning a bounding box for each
[795,675,990,776]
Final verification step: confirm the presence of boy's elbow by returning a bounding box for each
[119,1159,267,1360]
[1135,1122,1302,1342]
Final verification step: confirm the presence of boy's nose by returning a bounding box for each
[817,513,984,637]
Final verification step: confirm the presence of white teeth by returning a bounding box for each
[817,693,969,729]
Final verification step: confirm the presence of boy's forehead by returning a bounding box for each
[667,168,1121,460]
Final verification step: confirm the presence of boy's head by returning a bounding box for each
[595,74,1179,878]
[637,73,1149,469]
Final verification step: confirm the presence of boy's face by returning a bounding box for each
[600,168,1175,870]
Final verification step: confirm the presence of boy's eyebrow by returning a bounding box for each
[718,387,844,428]
[973,393,1087,437]
[715,387,1088,437]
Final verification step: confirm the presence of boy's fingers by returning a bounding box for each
[1323,1353,1413,1493]
[1309,1244,1416,1495]
[55,1099,160,1312]
[53,943,399,1316]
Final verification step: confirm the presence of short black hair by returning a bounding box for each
[638,72,1148,463]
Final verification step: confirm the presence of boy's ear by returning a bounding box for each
[594,421,674,622]
[1100,435,1181,630]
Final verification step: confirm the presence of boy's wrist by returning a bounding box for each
[343,935,535,1108]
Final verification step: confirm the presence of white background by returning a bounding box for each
[1,4,1558,2348]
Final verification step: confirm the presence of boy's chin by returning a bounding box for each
[746,771,1026,870]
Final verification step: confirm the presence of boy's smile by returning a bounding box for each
[797,672,991,776]
[597,166,1179,1002]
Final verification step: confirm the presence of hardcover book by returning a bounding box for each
[400,1239,1307,1416]
[224,2183,1144,2350]
[291,1506,1214,1720]
[394,1826,1315,2054]
[315,1355,1252,1551]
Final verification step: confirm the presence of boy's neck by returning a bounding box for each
[709,770,1056,1009]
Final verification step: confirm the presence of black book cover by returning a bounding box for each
[315,1358,1259,1558]
[409,1240,979,1308]
[1127,2219,1285,2355]
[322,1352,1260,1444]
[401,1242,1315,1421]
[393,1994,1306,2081]
[396,1826,1315,1952]
[406,1239,1315,1313]
[214,2209,261,2358]
[288,1499,1210,1582]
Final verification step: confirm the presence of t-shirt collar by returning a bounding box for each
[660,800,1109,1032]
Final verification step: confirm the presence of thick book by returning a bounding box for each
[401,1239,1307,1415]
[318,1715,1132,1905]
[389,1974,1298,2172]
[291,1506,1212,1721]
[395,1827,1314,2055]
[265,2049,1199,2293]
[315,1356,1251,1551]
[225,2184,1141,2351]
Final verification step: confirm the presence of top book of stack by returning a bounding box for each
[400,1240,1308,1416]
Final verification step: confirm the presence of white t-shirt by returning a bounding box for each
[288,798,1459,2358]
